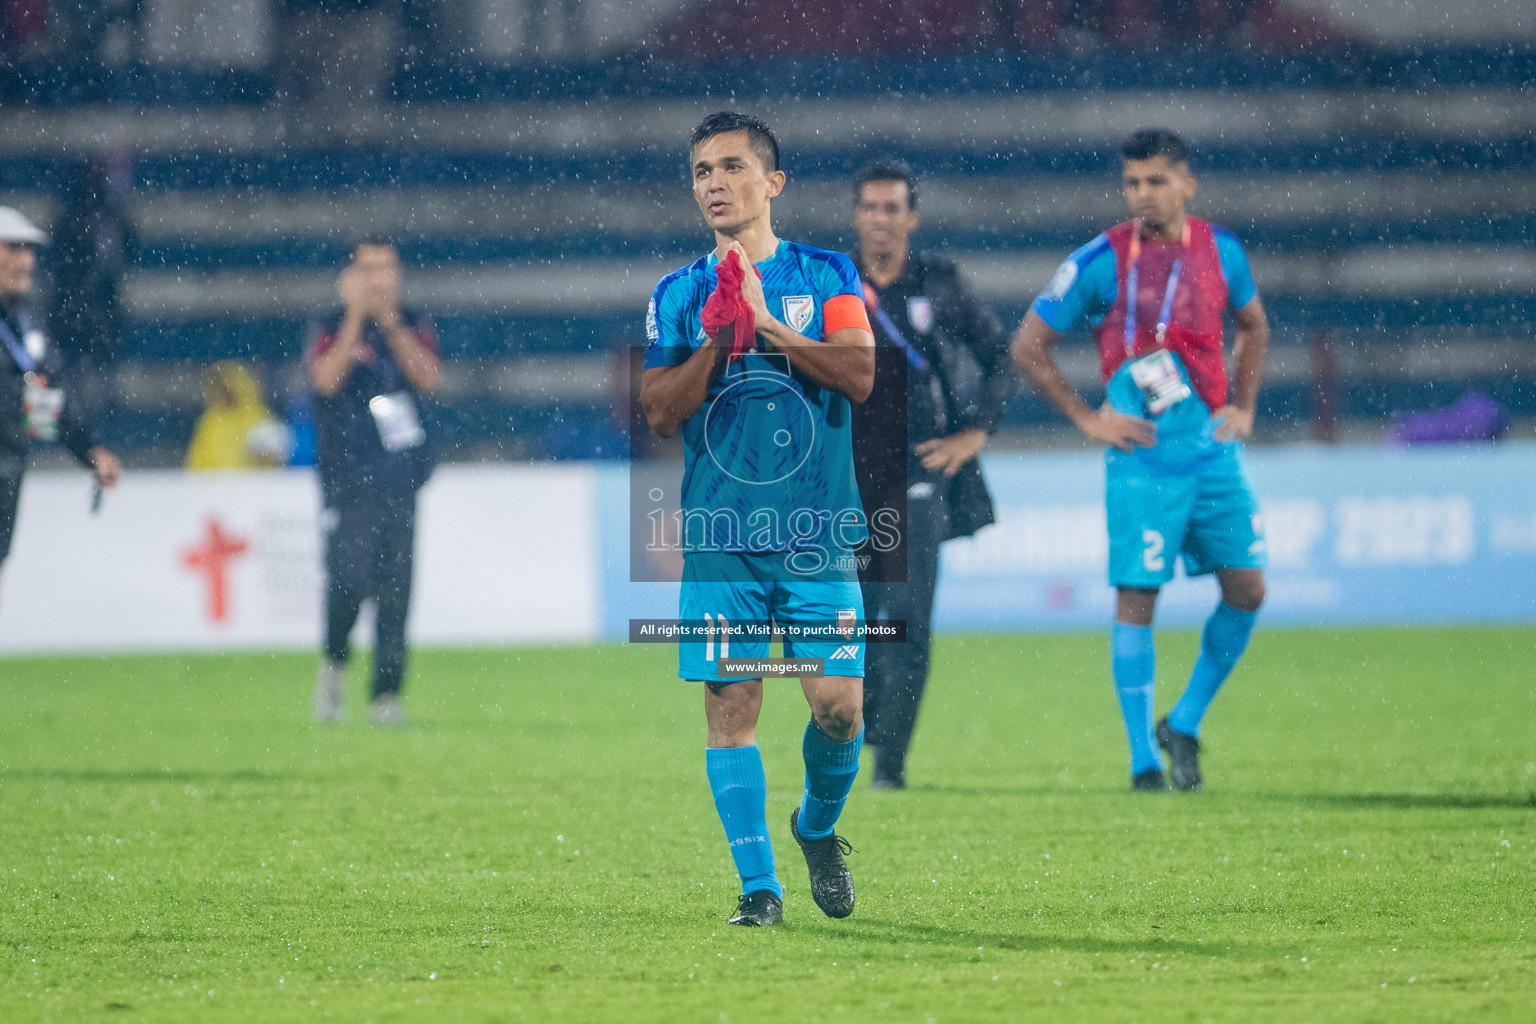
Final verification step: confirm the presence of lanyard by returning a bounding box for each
[0,310,38,376]
[1124,219,1189,357]
[359,320,406,394]
[862,286,931,373]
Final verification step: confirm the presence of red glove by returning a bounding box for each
[700,249,757,360]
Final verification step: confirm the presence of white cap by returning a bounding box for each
[0,207,48,245]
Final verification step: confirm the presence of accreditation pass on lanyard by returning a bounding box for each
[1124,219,1192,416]
[23,373,65,441]
[369,391,426,452]
[1,318,64,441]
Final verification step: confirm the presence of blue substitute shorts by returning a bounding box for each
[678,551,866,682]
[1106,446,1268,588]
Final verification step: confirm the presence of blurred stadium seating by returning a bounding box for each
[1,0,1533,463]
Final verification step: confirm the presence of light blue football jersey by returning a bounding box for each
[644,240,868,560]
[1030,225,1259,472]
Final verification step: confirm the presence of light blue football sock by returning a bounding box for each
[705,745,781,898]
[1112,622,1162,775]
[1168,602,1259,738]
[797,720,864,839]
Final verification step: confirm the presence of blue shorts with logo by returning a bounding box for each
[678,551,865,682]
[1105,443,1268,588]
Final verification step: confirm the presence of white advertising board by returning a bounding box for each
[0,464,598,654]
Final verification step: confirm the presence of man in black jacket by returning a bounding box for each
[0,207,121,600]
[306,237,441,726]
[848,161,1016,789]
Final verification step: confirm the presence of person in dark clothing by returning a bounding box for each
[0,207,122,598]
[47,158,132,374]
[848,161,1016,789]
[306,237,441,726]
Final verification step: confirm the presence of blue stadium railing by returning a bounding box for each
[90,371,1533,463]
[387,49,1536,101]
[127,214,1536,271]
[119,293,1536,367]
[6,47,1535,107]
[4,137,1531,195]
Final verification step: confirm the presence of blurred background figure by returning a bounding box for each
[847,159,1017,791]
[184,361,293,470]
[0,206,122,601]
[47,157,132,389]
[307,237,440,727]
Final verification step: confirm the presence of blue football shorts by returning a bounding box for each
[677,551,865,683]
[1106,447,1268,588]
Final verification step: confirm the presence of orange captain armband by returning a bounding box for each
[821,293,872,337]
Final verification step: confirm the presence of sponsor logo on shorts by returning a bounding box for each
[829,644,860,661]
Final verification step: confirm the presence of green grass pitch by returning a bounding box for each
[2,627,1533,1022]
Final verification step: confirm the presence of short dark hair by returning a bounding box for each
[1121,128,1191,166]
[689,111,780,173]
[352,234,395,254]
[853,158,919,210]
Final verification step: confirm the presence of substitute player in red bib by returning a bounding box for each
[1012,129,1271,792]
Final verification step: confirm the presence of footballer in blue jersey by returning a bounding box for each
[1012,129,1271,795]
[638,112,878,927]
[644,241,869,564]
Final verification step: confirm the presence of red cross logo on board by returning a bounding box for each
[1047,580,1075,610]
[180,518,250,624]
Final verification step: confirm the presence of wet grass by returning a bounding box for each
[1,627,1533,1022]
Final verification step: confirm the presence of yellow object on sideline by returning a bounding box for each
[184,361,290,471]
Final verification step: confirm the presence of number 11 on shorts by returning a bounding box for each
[703,613,731,662]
